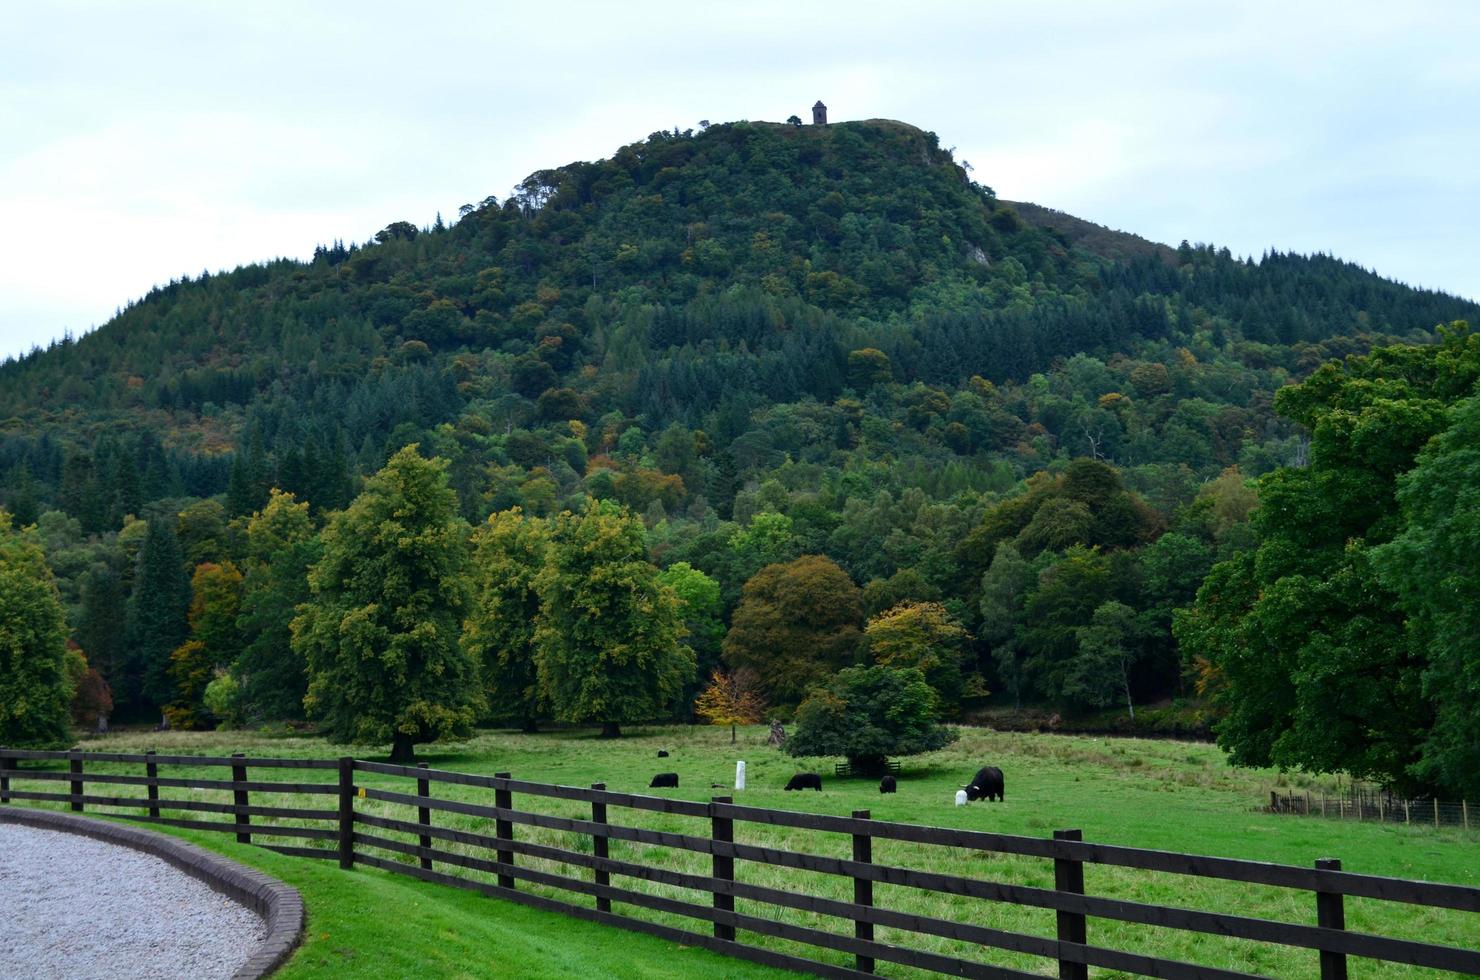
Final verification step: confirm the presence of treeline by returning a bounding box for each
[5,442,1250,743]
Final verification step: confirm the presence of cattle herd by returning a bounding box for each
[646,751,1005,802]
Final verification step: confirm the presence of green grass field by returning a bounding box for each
[8,724,1477,978]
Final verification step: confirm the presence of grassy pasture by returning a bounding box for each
[8,724,1477,978]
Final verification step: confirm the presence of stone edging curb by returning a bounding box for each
[0,806,303,979]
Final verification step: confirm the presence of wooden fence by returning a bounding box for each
[2,747,1477,979]
[1270,788,1474,831]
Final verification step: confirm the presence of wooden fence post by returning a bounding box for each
[0,747,10,804]
[852,809,875,974]
[1315,857,1348,980]
[68,748,83,812]
[1465,800,1470,831]
[591,783,610,913]
[1434,799,1440,828]
[494,772,514,889]
[231,753,251,844]
[712,796,735,942]
[416,763,432,871]
[337,757,354,870]
[145,750,159,819]
[1053,829,1088,980]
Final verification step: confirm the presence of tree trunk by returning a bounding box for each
[731,722,737,744]
[390,732,416,763]
[1122,663,1135,721]
[600,721,622,739]
[521,717,540,734]
[850,755,887,777]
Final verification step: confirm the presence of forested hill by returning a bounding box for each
[3,119,1472,435]
[2,117,1478,739]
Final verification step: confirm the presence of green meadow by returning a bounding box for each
[9,725,1477,978]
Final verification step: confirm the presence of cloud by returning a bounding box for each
[2,0,1477,357]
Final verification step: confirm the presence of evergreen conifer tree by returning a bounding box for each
[124,512,191,715]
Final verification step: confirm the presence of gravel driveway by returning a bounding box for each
[0,823,267,979]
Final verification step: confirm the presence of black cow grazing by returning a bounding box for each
[649,772,679,788]
[964,766,1004,802]
[784,772,822,791]
[879,774,897,794]
[657,750,669,758]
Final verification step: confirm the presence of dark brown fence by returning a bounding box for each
[2,747,1477,979]
[0,747,340,858]
[1270,788,1474,830]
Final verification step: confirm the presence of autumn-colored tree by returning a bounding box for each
[464,508,550,731]
[534,502,692,737]
[863,601,971,711]
[72,661,114,731]
[693,669,766,742]
[166,561,244,729]
[293,446,481,762]
[723,555,863,705]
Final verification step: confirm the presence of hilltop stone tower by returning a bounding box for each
[812,100,827,125]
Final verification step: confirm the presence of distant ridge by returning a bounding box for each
[1001,200,1176,264]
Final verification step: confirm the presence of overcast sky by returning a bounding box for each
[3,1,1477,360]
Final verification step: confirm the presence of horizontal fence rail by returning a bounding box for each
[2,748,1476,979]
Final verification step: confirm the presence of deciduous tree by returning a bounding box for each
[1372,391,1480,799]
[656,561,725,711]
[723,554,863,705]
[786,665,957,775]
[693,668,766,742]
[1067,601,1144,717]
[293,446,481,762]
[0,512,72,746]
[534,502,692,737]
[863,601,970,712]
[1177,326,1480,794]
[237,490,320,721]
[166,561,244,729]
[464,508,550,731]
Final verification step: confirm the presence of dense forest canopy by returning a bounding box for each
[2,117,1476,792]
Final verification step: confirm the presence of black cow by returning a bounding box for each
[879,774,897,794]
[964,766,1004,802]
[784,772,822,791]
[657,750,669,758]
[649,772,678,788]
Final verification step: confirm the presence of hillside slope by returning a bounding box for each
[4,115,1479,731]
